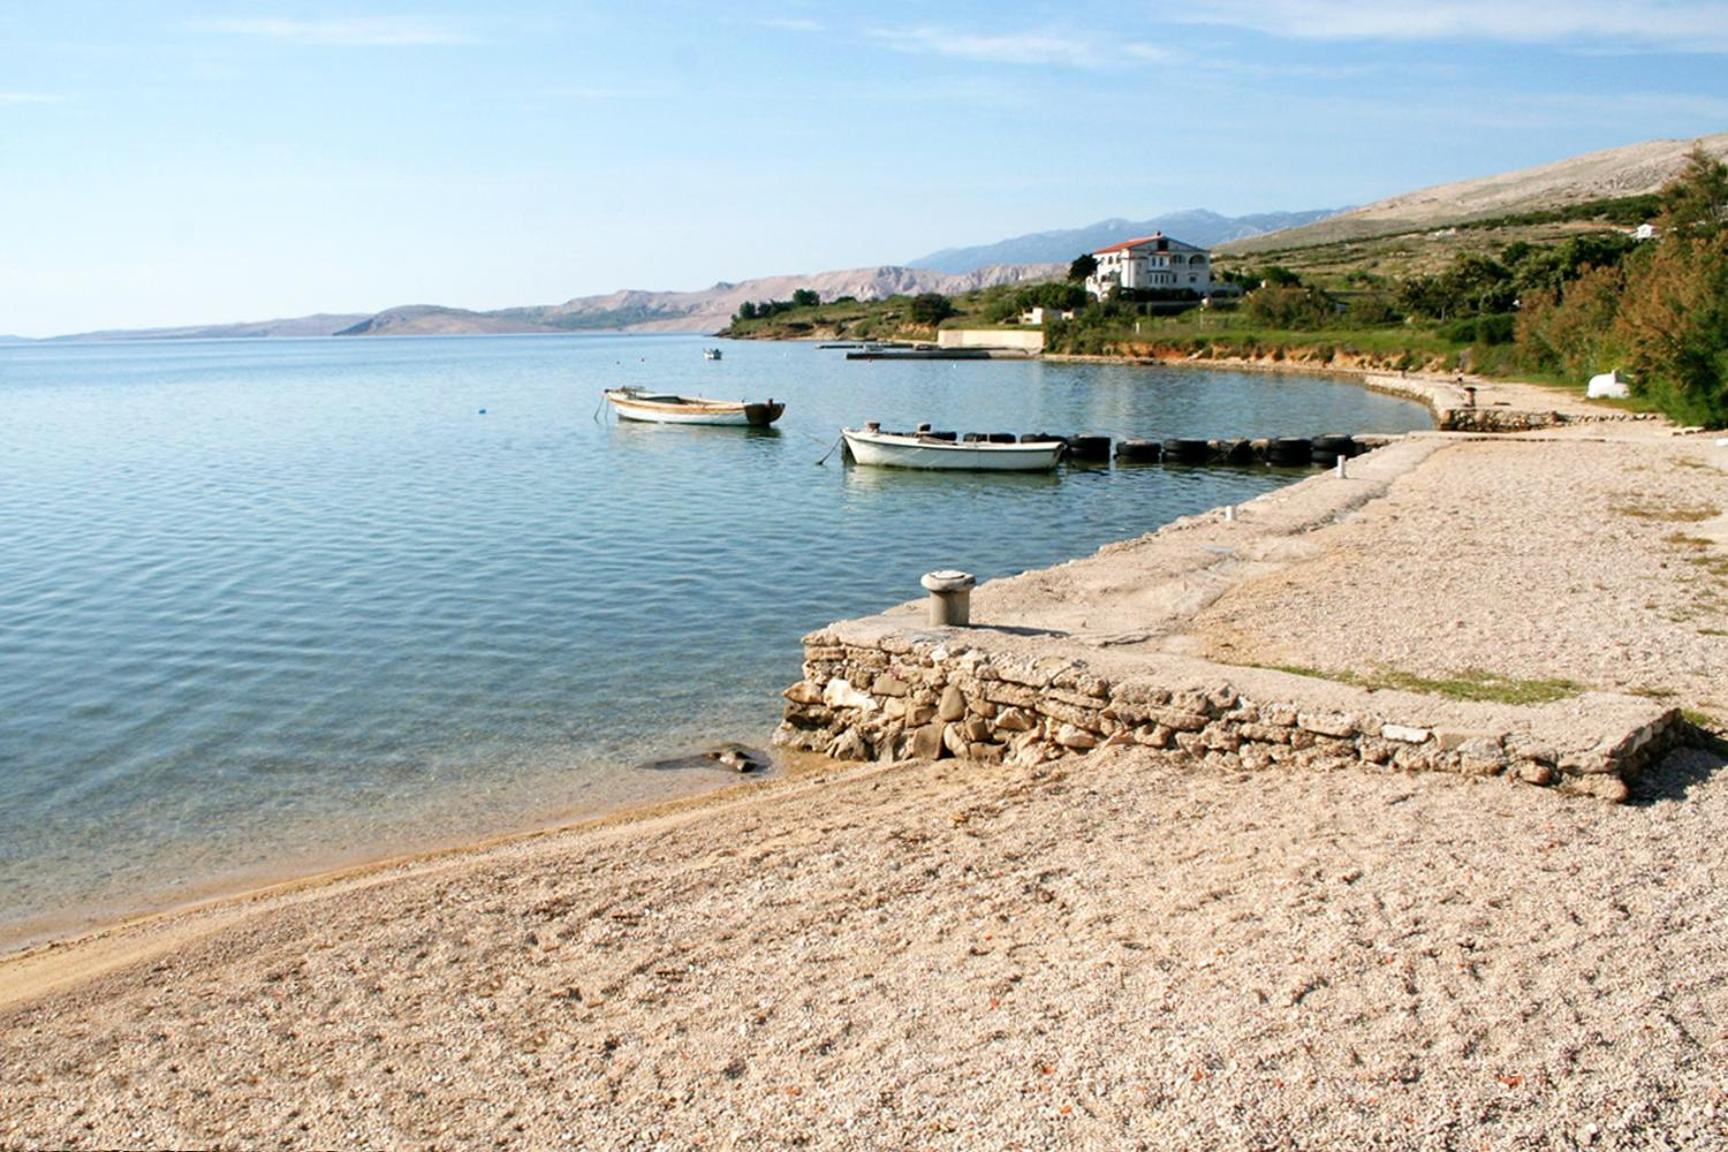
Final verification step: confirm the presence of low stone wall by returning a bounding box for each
[937,328,1045,353]
[774,631,1686,803]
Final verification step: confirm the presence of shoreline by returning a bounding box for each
[0,352,1434,965]
[0,755,781,959]
[0,362,1632,969]
[0,749,834,1008]
[4,388,1725,1146]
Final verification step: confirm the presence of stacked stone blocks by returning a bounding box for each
[775,631,1684,803]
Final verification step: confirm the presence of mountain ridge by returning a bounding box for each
[907,208,1341,274]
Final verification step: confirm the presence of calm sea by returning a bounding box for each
[0,334,1432,946]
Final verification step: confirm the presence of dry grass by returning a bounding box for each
[1613,498,1721,523]
[1266,664,1585,706]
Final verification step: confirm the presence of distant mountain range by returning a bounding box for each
[906,209,1341,274]
[39,265,1063,342]
[1222,133,1728,254]
[42,313,373,343]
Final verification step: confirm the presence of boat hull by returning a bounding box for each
[605,390,784,427]
[841,429,1064,472]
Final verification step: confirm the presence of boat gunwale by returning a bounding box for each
[604,389,762,416]
[841,428,1064,455]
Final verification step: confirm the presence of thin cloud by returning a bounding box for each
[1170,1,1728,53]
[200,17,479,47]
[0,91,66,104]
[867,25,1167,68]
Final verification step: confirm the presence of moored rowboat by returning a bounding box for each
[604,388,784,427]
[841,426,1065,472]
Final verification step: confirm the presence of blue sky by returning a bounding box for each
[3,1,1727,336]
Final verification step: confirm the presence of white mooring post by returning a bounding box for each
[921,570,976,627]
[1335,455,1348,479]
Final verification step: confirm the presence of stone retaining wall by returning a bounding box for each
[774,632,1686,803]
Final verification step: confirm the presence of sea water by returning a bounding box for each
[0,334,1432,946]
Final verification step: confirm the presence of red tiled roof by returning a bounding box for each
[1093,233,1165,254]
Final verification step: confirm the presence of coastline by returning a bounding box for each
[5,365,1725,1146]
[0,752,834,1007]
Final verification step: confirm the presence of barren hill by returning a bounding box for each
[1224,133,1728,254]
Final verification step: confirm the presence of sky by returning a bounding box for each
[3,1,1728,336]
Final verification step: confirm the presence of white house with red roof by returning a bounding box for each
[1084,232,1212,299]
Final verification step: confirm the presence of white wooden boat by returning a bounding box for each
[703,347,723,361]
[841,426,1064,472]
[604,387,784,427]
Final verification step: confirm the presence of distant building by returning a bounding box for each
[1632,223,1659,241]
[1084,233,1213,299]
[1020,306,1075,325]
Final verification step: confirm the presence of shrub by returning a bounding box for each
[909,293,955,325]
[1244,284,1336,329]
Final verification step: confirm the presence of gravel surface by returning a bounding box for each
[1188,434,1728,721]
[3,742,1726,1150]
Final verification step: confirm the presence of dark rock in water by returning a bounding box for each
[638,742,771,774]
[705,742,768,773]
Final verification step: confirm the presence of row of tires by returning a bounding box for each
[901,429,1369,468]
[1113,434,1363,468]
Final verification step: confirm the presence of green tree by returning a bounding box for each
[910,292,955,325]
[1514,265,1627,380]
[1659,144,1728,238]
[1067,253,1098,282]
[1346,292,1402,326]
[735,301,757,321]
[1244,284,1336,329]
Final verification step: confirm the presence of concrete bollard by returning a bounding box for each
[921,570,976,627]
[1335,455,1348,479]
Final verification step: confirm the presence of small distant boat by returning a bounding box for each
[841,425,1064,472]
[703,347,723,361]
[604,387,784,427]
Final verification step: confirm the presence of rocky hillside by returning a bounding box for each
[497,263,1064,335]
[1225,133,1728,254]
